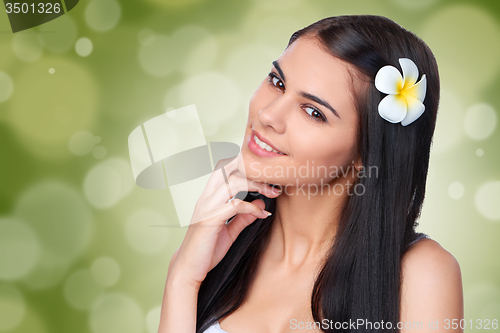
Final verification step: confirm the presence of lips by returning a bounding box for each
[252,130,286,155]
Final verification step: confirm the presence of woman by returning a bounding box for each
[158,15,463,333]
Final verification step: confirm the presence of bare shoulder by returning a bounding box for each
[401,238,461,285]
[400,238,464,332]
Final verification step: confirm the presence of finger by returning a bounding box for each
[196,198,269,226]
[252,198,267,211]
[190,177,277,226]
[225,199,269,239]
[201,155,241,197]
[212,174,280,207]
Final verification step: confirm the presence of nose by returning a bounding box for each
[257,97,289,134]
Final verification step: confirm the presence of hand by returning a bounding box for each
[167,152,281,288]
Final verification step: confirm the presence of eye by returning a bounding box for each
[268,72,285,92]
[303,105,327,123]
[267,71,327,124]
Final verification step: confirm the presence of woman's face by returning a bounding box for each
[239,36,361,190]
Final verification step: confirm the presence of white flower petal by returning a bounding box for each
[401,95,425,126]
[378,94,407,123]
[375,65,403,95]
[404,74,427,103]
[399,58,419,89]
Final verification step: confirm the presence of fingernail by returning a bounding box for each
[261,209,272,217]
[272,187,282,194]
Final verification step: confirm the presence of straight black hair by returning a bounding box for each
[195,15,439,332]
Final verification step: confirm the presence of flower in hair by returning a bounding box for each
[374,58,427,126]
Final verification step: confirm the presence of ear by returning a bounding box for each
[353,155,363,173]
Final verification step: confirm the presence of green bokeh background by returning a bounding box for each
[1,0,500,332]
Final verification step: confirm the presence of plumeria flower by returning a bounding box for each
[375,58,427,126]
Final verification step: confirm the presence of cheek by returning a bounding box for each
[292,131,358,180]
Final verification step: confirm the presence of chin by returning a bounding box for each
[237,154,273,182]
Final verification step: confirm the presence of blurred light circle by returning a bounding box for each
[138,35,177,77]
[91,257,120,287]
[85,0,121,32]
[14,180,93,264]
[48,68,55,74]
[476,148,484,157]
[179,72,240,127]
[162,84,182,111]
[0,284,25,331]
[139,25,217,77]
[164,84,216,137]
[420,5,500,97]
[75,37,93,57]
[475,181,500,221]
[83,158,134,209]
[63,269,104,310]
[0,217,40,280]
[145,306,161,333]
[448,181,464,200]
[2,306,47,333]
[223,42,280,117]
[52,105,72,125]
[0,41,16,69]
[0,71,14,103]
[464,103,497,140]
[84,165,122,209]
[68,131,95,155]
[92,146,107,159]
[137,29,155,46]
[94,136,101,143]
[125,209,168,254]
[90,293,144,333]
[21,258,69,291]
[172,26,218,75]
[39,14,77,53]
[101,158,134,198]
[223,43,280,95]
[12,34,43,62]
[8,57,98,158]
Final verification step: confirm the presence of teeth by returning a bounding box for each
[254,135,284,155]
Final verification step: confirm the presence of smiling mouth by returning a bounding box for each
[252,134,286,155]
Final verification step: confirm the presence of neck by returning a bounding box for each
[265,176,354,269]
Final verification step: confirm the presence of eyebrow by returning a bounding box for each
[272,60,341,119]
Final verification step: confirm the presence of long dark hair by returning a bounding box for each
[195,15,439,332]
